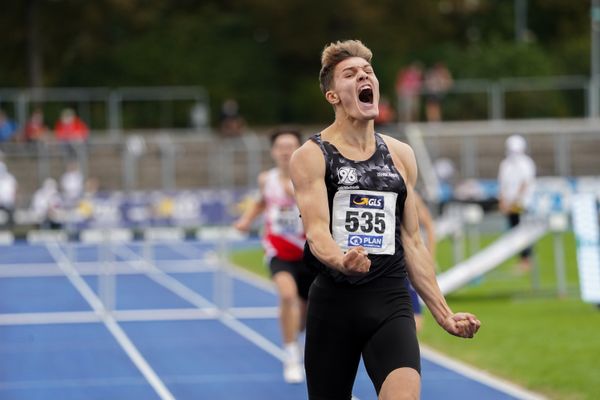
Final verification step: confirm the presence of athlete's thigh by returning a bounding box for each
[305,286,362,399]
[270,258,299,299]
[362,316,420,395]
[295,261,317,301]
[272,271,298,300]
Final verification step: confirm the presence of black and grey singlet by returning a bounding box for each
[304,132,408,285]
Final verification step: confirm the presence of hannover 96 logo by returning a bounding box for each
[337,166,358,185]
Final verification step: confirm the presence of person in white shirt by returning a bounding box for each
[60,161,84,207]
[32,178,62,229]
[0,161,17,228]
[498,134,536,271]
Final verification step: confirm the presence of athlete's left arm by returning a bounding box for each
[383,136,481,338]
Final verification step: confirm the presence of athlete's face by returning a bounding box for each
[327,57,379,121]
[271,133,301,169]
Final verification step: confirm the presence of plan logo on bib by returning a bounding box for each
[337,167,358,185]
[348,234,384,249]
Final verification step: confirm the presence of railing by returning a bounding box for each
[398,75,595,121]
[0,131,271,207]
[0,75,597,136]
[0,86,210,137]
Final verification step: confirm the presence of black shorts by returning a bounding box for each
[269,257,317,301]
[508,213,532,258]
[305,274,420,400]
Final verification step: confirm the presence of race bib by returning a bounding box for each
[332,190,397,255]
[270,205,303,235]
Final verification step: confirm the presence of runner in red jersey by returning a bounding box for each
[234,128,316,384]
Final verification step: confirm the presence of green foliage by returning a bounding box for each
[0,0,591,124]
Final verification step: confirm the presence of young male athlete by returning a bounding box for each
[290,40,480,400]
[234,128,316,384]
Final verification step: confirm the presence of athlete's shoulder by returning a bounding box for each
[379,133,418,186]
[379,134,415,161]
[292,137,323,162]
[257,169,271,191]
[290,138,325,181]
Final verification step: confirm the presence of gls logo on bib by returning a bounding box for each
[337,167,358,185]
[349,194,384,209]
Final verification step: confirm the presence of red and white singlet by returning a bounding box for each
[263,168,305,261]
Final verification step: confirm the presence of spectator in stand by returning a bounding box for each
[54,108,89,142]
[0,161,17,229]
[55,108,89,159]
[0,110,19,143]
[434,157,457,214]
[374,96,396,130]
[31,178,62,229]
[218,98,246,137]
[424,62,453,122]
[23,107,49,143]
[60,160,84,207]
[395,62,423,123]
[498,134,536,273]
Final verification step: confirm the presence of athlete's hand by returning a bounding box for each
[441,313,481,338]
[341,246,371,276]
[233,218,250,233]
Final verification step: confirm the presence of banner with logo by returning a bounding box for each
[60,188,255,230]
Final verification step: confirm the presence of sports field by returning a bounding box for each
[0,237,549,400]
[231,231,600,400]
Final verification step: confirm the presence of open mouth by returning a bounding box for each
[358,87,373,104]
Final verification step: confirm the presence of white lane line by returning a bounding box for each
[162,240,209,260]
[0,306,278,326]
[45,242,175,400]
[226,261,277,294]
[119,242,362,398]
[0,311,100,325]
[0,261,216,279]
[112,243,289,362]
[226,259,361,399]
[420,345,547,400]
[219,313,286,361]
[111,245,214,309]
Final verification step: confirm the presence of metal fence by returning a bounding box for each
[0,75,598,134]
[2,118,598,208]
[0,131,272,208]
[0,86,210,137]
[401,119,600,205]
[398,75,596,121]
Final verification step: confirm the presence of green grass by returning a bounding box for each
[229,249,268,277]
[229,232,600,400]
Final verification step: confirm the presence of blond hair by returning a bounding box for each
[319,40,373,94]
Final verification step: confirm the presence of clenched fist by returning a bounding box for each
[441,313,481,338]
[341,246,371,276]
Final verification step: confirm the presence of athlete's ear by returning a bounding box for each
[325,90,339,105]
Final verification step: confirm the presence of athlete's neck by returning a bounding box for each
[323,118,375,152]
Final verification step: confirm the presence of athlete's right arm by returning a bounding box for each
[233,172,267,232]
[290,142,370,275]
[415,192,436,258]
